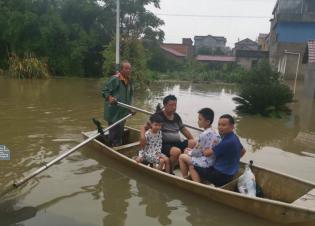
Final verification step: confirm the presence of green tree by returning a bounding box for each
[0,0,164,77]
[0,0,115,76]
[102,0,164,83]
[102,0,164,41]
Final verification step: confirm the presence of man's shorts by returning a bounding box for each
[161,140,188,157]
[194,166,234,187]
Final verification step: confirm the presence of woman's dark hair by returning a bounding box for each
[220,114,235,125]
[198,108,214,125]
[163,95,177,105]
[155,103,162,113]
[150,113,163,124]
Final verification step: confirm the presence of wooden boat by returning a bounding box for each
[82,126,315,224]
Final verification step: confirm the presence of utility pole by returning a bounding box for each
[115,0,120,72]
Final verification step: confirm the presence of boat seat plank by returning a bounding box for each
[292,188,315,208]
[113,141,140,151]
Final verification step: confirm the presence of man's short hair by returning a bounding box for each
[163,95,177,105]
[220,114,235,125]
[120,60,131,70]
[150,113,163,124]
[198,108,214,125]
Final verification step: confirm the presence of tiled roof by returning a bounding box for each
[196,55,236,62]
[194,35,226,42]
[308,40,315,64]
[160,44,188,57]
[235,38,257,45]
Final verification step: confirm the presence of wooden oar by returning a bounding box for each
[117,102,203,132]
[7,114,133,191]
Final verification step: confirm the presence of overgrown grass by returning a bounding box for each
[8,53,51,79]
[146,64,247,84]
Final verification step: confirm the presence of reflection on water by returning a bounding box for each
[136,180,172,225]
[236,115,301,152]
[101,168,130,226]
[0,77,315,225]
[84,149,278,226]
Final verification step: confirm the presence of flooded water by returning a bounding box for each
[0,76,315,226]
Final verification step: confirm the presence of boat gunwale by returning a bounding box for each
[82,128,315,214]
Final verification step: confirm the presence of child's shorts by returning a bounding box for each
[138,150,165,164]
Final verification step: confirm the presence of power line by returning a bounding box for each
[156,13,270,19]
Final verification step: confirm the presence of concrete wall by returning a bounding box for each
[236,57,254,70]
[270,42,306,80]
[298,64,315,130]
[304,64,315,99]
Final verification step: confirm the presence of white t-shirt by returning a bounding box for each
[190,127,220,168]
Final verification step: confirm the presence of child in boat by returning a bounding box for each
[179,108,220,179]
[136,113,170,173]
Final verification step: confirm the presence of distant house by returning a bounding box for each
[160,36,237,68]
[160,38,194,61]
[194,35,228,54]
[234,38,269,69]
[195,55,236,68]
[257,33,269,51]
[269,0,315,79]
[235,38,259,51]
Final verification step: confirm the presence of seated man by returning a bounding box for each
[140,95,196,173]
[189,114,246,187]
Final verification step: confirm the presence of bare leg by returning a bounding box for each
[158,157,165,171]
[189,165,201,182]
[188,139,197,149]
[158,156,170,173]
[164,157,170,173]
[135,157,143,164]
[169,147,181,172]
[179,154,192,178]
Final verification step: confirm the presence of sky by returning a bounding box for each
[147,0,278,47]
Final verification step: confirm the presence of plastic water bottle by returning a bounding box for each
[237,161,256,197]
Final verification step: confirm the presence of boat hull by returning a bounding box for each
[82,127,315,224]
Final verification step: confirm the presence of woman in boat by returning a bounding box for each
[189,114,246,186]
[179,108,220,180]
[136,113,170,173]
[140,95,196,173]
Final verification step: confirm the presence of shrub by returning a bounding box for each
[233,60,293,116]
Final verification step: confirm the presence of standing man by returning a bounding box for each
[102,60,133,147]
